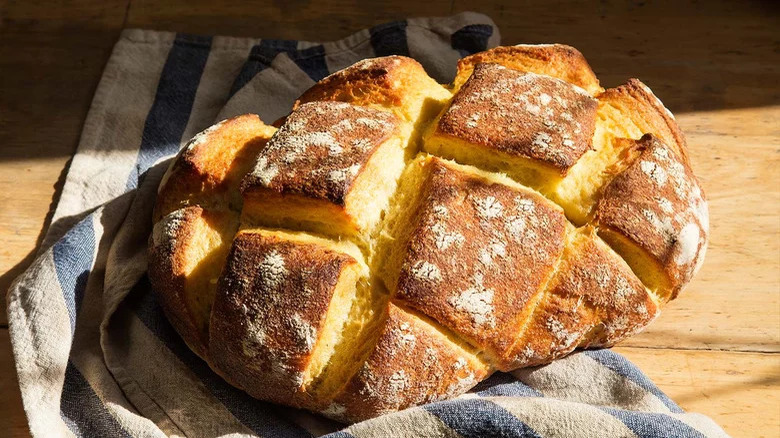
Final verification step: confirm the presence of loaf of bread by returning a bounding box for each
[149,44,708,422]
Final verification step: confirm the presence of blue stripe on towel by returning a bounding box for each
[229,21,415,98]
[322,432,357,438]
[229,44,271,97]
[369,20,410,57]
[425,398,542,438]
[237,40,300,89]
[473,372,543,398]
[258,40,330,81]
[603,407,707,438]
[128,276,311,438]
[261,39,299,53]
[61,361,132,438]
[584,349,683,413]
[287,45,330,81]
[451,24,494,57]
[52,214,95,333]
[126,33,212,190]
[230,40,331,95]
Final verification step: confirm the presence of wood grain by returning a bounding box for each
[616,346,780,438]
[0,330,32,438]
[1,0,778,436]
[125,0,453,39]
[0,0,129,324]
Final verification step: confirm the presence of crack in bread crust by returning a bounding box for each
[149,44,708,422]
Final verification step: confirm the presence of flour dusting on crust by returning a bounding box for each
[597,135,708,292]
[152,208,189,248]
[244,101,399,204]
[437,63,598,171]
[394,157,568,365]
[259,250,287,292]
[449,273,496,328]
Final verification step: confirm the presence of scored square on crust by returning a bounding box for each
[549,78,689,225]
[508,226,660,368]
[424,63,598,191]
[155,114,276,221]
[325,302,491,423]
[208,228,370,406]
[376,155,570,370]
[595,134,708,300]
[453,44,603,95]
[241,101,410,242]
[294,55,452,127]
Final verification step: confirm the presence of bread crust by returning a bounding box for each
[435,63,598,175]
[453,44,603,95]
[148,206,238,358]
[509,226,660,368]
[325,303,491,423]
[242,101,400,206]
[388,156,569,370]
[208,229,361,406]
[295,56,447,121]
[597,79,688,164]
[595,134,708,299]
[155,114,276,221]
[147,46,708,423]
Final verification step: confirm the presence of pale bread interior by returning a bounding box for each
[597,228,673,301]
[371,155,433,291]
[343,134,409,243]
[422,120,564,191]
[305,282,389,398]
[179,210,239,343]
[242,192,355,239]
[549,103,647,224]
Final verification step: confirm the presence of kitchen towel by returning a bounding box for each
[7,11,729,438]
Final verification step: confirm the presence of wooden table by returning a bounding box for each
[2,1,778,436]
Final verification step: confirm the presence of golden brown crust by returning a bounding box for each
[595,134,708,299]
[294,56,442,121]
[509,227,659,368]
[208,229,360,406]
[561,228,659,343]
[389,156,569,370]
[154,114,276,221]
[436,63,598,175]
[326,303,491,423]
[149,207,206,356]
[241,101,400,206]
[453,44,603,95]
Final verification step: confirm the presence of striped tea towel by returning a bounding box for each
[6,12,730,438]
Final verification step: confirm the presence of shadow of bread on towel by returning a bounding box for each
[149,45,709,423]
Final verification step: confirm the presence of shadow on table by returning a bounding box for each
[673,373,780,405]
